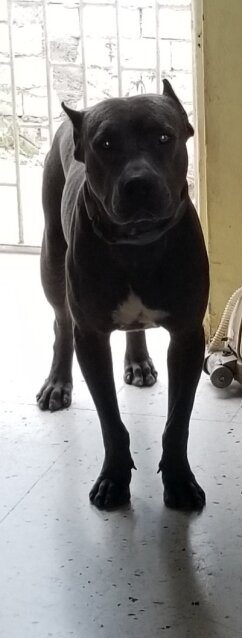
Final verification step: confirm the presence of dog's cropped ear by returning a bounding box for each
[162,79,194,140]
[61,102,85,162]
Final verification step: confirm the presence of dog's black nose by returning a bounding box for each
[124,176,154,204]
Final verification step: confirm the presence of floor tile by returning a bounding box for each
[1,254,242,638]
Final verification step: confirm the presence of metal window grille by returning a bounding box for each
[0,0,192,253]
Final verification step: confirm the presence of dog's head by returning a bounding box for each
[62,80,193,245]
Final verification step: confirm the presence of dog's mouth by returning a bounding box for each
[92,217,165,245]
[92,203,186,245]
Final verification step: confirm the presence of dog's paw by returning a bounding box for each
[162,473,206,511]
[124,356,158,387]
[89,477,131,510]
[36,378,72,411]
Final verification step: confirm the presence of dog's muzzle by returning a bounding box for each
[122,174,157,209]
[92,199,187,245]
[83,179,186,246]
[112,170,171,225]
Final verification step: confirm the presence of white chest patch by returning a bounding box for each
[112,290,168,330]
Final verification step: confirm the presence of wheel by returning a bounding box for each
[210,364,233,388]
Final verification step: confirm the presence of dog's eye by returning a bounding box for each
[102,140,111,150]
[159,134,171,144]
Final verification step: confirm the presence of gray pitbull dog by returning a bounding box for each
[37,79,209,511]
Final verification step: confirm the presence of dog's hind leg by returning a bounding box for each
[37,145,74,412]
[124,331,158,387]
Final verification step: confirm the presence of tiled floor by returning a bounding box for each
[1,253,242,638]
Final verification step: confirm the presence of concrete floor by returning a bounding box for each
[1,253,242,638]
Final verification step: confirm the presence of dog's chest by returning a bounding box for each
[112,290,167,330]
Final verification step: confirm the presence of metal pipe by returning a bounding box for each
[115,0,122,96]
[42,0,54,144]
[79,0,88,106]
[0,244,41,254]
[155,0,161,94]
[0,183,17,188]
[7,0,24,244]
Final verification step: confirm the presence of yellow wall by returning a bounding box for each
[193,0,242,336]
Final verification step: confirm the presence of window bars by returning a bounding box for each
[0,0,192,251]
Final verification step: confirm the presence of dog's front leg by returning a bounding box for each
[159,327,205,511]
[74,326,135,509]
